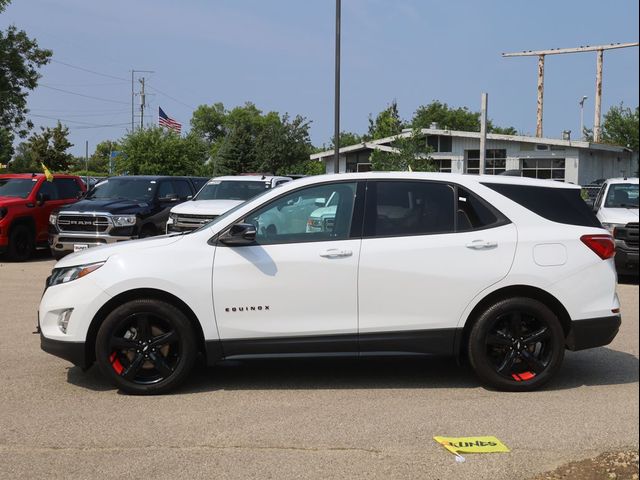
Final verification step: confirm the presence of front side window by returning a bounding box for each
[243,182,357,245]
[364,181,455,237]
[53,178,82,199]
[604,183,639,208]
[38,181,59,201]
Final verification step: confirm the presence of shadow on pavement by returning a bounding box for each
[66,346,639,395]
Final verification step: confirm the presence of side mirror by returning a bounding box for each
[36,192,51,205]
[219,223,257,246]
[314,197,326,207]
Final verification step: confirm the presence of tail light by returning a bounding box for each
[581,234,616,260]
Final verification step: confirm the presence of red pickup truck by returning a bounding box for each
[0,173,86,261]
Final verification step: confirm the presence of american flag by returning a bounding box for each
[158,107,182,134]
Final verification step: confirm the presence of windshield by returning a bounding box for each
[86,178,157,201]
[195,180,269,201]
[0,178,37,198]
[604,183,639,209]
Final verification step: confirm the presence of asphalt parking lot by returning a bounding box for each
[0,255,638,480]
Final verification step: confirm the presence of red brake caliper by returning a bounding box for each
[512,371,536,382]
[109,352,124,375]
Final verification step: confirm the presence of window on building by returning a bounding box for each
[521,158,565,181]
[426,135,453,153]
[465,149,507,175]
[431,159,452,172]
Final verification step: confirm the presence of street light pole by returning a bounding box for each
[333,0,341,174]
[579,95,588,140]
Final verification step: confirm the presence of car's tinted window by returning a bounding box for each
[456,186,509,231]
[172,180,192,200]
[483,183,601,228]
[54,178,82,199]
[38,180,59,200]
[363,181,455,237]
[157,181,176,199]
[243,182,357,245]
[604,183,639,208]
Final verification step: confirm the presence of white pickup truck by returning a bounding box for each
[593,177,639,275]
[166,175,291,233]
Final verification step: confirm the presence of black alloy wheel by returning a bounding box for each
[468,297,565,392]
[8,224,34,261]
[96,299,197,394]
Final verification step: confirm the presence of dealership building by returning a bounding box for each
[311,127,638,185]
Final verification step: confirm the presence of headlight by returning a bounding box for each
[0,207,7,220]
[49,212,57,225]
[601,223,624,235]
[49,262,105,287]
[112,215,137,227]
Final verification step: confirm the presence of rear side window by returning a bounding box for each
[364,181,455,237]
[456,187,506,231]
[483,183,601,227]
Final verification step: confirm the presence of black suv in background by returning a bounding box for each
[49,176,205,258]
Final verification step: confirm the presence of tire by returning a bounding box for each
[468,297,565,392]
[95,299,198,395]
[8,224,34,261]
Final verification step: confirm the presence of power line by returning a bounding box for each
[29,113,128,126]
[30,110,130,118]
[39,84,129,105]
[147,85,195,109]
[50,60,129,82]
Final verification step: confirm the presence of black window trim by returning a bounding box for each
[361,179,511,240]
[214,179,366,247]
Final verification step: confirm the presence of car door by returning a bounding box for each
[212,181,362,356]
[357,180,517,355]
[34,180,66,244]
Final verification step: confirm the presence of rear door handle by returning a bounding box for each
[466,240,498,250]
[319,248,353,258]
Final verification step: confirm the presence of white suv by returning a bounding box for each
[39,173,621,394]
[166,175,291,233]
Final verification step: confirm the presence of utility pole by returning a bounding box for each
[479,93,488,174]
[333,0,341,174]
[130,69,154,132]
[139,77,146,129]
[502,42,639,140]
[579,96,588,140]
[85,140,89,187]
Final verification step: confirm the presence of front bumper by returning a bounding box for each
[49,231,135,255]
[565,315,621,351]
[40,334,88,369]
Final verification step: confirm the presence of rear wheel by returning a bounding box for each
[468,297,565,392]
[95,299,197,395]
[8,224,34,261]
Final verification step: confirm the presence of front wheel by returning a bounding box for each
[8,224,34,261]
[95,299,197,395]
[468,297,565,392]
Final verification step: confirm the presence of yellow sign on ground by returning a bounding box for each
[434,436,510,459]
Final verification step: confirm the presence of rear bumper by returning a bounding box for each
[40,334,89,369]
[565,315,621,351]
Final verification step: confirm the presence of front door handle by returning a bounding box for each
[466,240,498,250]
[319,248,353,258]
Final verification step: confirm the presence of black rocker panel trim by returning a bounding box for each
[204,328,461,365]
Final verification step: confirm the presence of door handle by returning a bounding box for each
[466,240,498,250]
[319,248,353,258]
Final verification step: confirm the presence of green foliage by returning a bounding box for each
[411,100,516,134]
[327,131,364,150]
[600,103,639,152]
[370,130,435,172]
[5,142,36,172]
[27,121,73,171]
[0,1,52,137]
[367,100,404,140]
[87,140,120,174]
[0,128,14,166]
[191,102,313,176]
[117,127,208,176]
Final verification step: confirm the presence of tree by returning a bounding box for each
[117,127,208,176]
[27,121,73,171]
[367,100,404,140]
[1,0,53,137]
[87,140,120,174]
[600,103,639,152]
[327,131,363,150]
[190,102,227,144]
[411,100,516,134]
[370,130,435,172]
[5,141,36,172]
[0,128,13,166]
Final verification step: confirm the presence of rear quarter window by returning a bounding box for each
[483,183,601,228]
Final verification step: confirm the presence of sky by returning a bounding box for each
[2,0,639,156]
